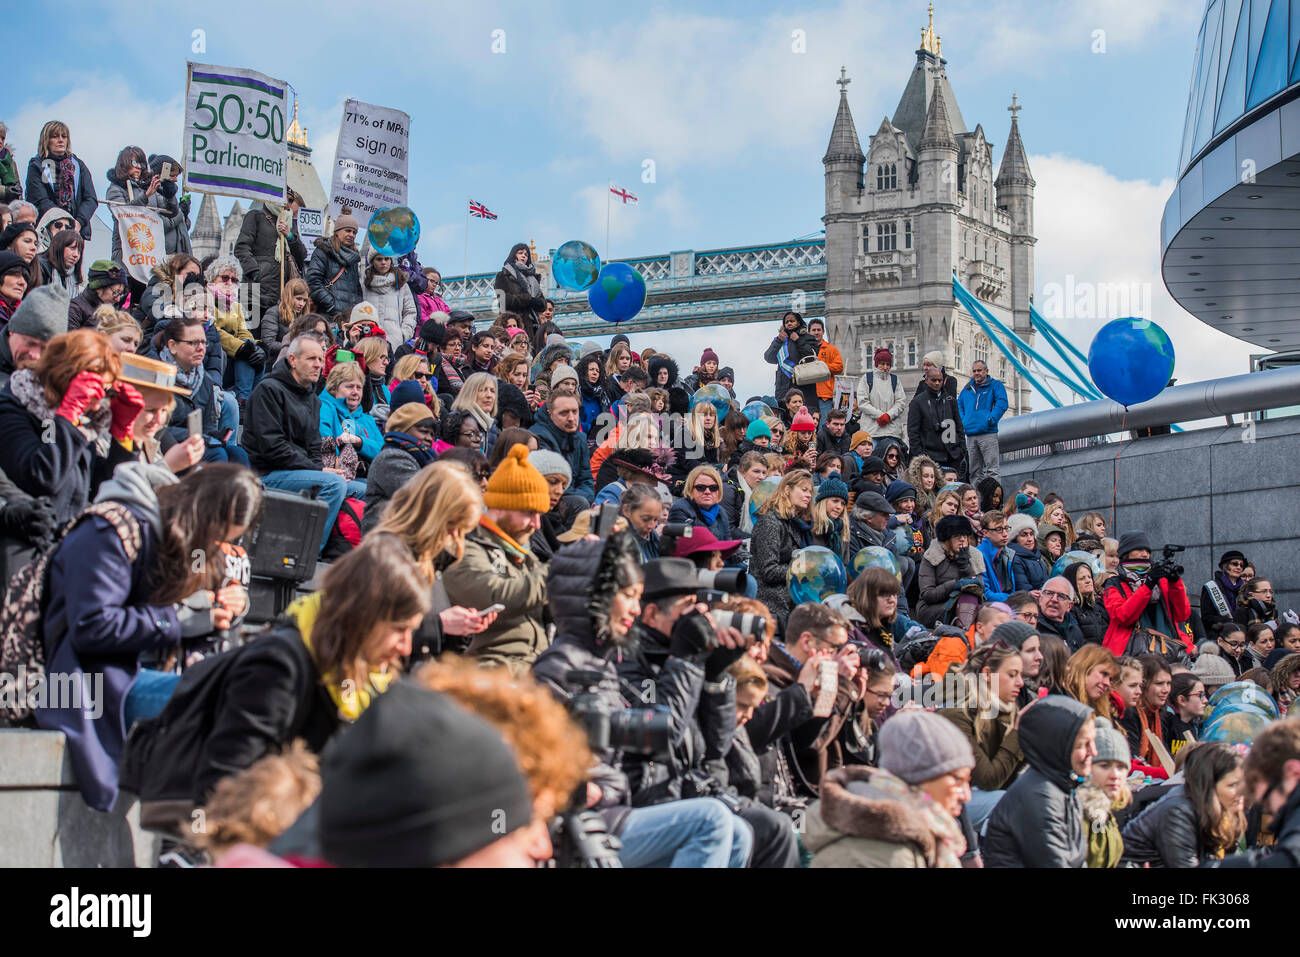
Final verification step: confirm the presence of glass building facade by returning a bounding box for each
[1178,0,1300,174]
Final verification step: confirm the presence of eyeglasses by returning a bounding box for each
[1222,640,1246,650]
[1190,691,1209,699]
[1041,589,1073,603]
[1017,611,1039,623]
[474,467,491,479]
[51,220,73,230]
[985,525,1008,533]
[413,372,432,381]
[173,339,207,347]
[1226,560,1245,568]
[460,428,482,439]
[213,275,238,284]
[694,483,719,493]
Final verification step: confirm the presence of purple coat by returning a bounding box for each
[35,502,182,811]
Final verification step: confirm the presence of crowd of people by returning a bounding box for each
[1,118,1298,870]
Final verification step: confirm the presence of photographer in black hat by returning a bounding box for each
[533,534,755,866]
[617,558,799,867]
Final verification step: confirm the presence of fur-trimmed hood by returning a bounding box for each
[806,765,965,868]
[1078,782,1114,828]
[647,355,679,388]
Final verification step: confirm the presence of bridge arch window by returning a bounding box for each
[876,163,897,191]
[877,222,897,251]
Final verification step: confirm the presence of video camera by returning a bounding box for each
[1152,544,1186,581]
[566,670,671,757]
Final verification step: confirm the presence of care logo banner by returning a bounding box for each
[328,100,410,224]
[184,62,289,203]
[112,205,167,283]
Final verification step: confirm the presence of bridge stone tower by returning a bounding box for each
[822,8,1035,414]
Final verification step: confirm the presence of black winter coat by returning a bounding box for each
[751,512,814,629]
[618,621,732,806]
[1120,785,1204,867]
[1073,598,1110,646]
[984,695,1093,868]
[725,682,815,807]
[532,540,637,833]
[762,331,817,401]
[25,154,98,240]
[907,384,966,467]
[1039,612,1088,653]
[0,384,97,523]
[122,626,339,807]
[667,496,737,544]
[241,365,323,474]
[234,205,307,322]
[1217,782,1300,868]
[304,238,363,319]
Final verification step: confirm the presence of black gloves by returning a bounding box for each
[179,194,191,217]
[0,496,58,551]
[530,296,547,311]
[704,645,747,683]
[668,611,714,660]
[3,183,21,202]
[235,341,266,371]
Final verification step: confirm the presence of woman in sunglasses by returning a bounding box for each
[666,465,737,543]
[1233,577,1277,630]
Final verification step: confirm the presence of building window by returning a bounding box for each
[876,163,897,191]
[862,229,870,254]
[983,185,989,211]
[877,222,897,251]
[974,334,989,366]
[906,337,917,368]
[904,219,912,249]
[994,242,999,266]
[954,340,963,371]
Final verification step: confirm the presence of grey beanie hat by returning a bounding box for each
[1117,530,1152,559]
[528,448,572,485]
[991,620,1039,649]
[1093,718,1131,766]
[1191,651,1236,688]
[7,284,70,342]
[550,363,579,388]
[878,710,975,785]
[580,340,603,358]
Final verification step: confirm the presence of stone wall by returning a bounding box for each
[1000,416,1300,613]
[0,730,159,867]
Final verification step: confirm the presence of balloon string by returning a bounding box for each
[1111,410,1127,532]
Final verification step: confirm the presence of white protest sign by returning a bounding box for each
[184,62,289,203]
[112,205,168,283]
[833,375,855,411]
[329,100,410,225]
[297,207,325,246]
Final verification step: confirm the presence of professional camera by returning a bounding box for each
[697,568,747,594]
[707,608,768,641]
[566,670,671,756]
[661,523,694,539]
[548,810,623,868]
[1153,544,1186,580]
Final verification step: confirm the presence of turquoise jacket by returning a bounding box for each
[318,390,383,461]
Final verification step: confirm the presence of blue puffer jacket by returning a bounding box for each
[318,389,383,461]
[1008,541,1049,591]
[958,376,1009,436]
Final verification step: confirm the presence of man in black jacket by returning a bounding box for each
[620,560,800,866]
[533,537,754,867]
[1036,576,1087,652]
[242,330,362,554]
[234,189,307,327]
[907,366,967,479]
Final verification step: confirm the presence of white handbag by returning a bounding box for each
[792,354,831,386]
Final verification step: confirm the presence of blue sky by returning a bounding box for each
[10,0,1253,403]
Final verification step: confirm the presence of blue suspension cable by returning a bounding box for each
[1031,303,1089,364]
[1027,309,1102,400]
[953,280,1063,409]
[953,275,1095,401]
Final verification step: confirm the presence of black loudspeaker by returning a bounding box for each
[245,577,298,624]
[246,487,329,582]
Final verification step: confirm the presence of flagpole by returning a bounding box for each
[606,180,612,262]
[463,199,470,305]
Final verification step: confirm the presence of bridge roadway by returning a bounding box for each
[440,238,827,337]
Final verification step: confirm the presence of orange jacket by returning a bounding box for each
[815,340,845,400]
[589,424,624,479]
[911,622,978,680]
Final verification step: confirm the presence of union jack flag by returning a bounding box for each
[468,199,497,220]
[609,184,638,205]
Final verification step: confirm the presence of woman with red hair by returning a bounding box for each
[0,328,142,523]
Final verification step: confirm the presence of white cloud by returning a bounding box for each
[1031,152,1256,389]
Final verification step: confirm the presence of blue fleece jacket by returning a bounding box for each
[958,376,1009,436]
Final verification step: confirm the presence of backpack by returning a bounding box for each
[0,502,143,726]
[864,371,899,394]
[896,624,966,673]
[321,497,365,560]
[1124,627,1191,667]
[943,592,982,630]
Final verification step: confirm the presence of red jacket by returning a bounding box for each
[1101,576,1192,657]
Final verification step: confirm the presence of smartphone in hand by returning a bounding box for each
[187,408,203,438]
[812,660,839,717]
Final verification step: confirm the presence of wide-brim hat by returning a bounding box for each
[116,353,190,396]
[671,525,742,559]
